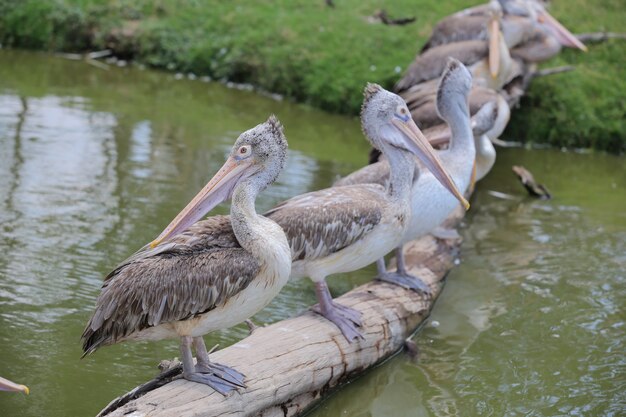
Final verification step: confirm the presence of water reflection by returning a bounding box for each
[311,151,625,416]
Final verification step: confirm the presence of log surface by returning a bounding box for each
[99,209,464,417]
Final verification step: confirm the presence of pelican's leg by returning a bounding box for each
[244,319,259,335]
[311,280,364,342]
[376,247,432,296]
[193,336,246,387]
[179,336,245,395]
[376,257,388,276]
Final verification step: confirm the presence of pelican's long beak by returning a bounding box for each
[488,16,501,78]
[538,10,587,52]
[149,156,253,248]
[0,376,29,395]
[392,118,470,210]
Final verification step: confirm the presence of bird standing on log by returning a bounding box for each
[421,0,586,62]
[395,9,515,93]
[265,84,469,342]
[336,59,477,287]
[82,117,291,395]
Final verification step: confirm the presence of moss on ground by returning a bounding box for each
[0,0,623,153]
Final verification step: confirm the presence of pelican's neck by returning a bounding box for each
[381,144,416,203]
[474,134,496,180]
[230,179,265,251]
[441,97,476,191]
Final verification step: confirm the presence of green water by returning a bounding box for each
[0,50,624,417]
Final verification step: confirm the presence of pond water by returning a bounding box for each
[0,50,624,417]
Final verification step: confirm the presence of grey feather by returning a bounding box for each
[265,185,384,261]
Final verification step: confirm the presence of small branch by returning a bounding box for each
[85,59,111,71]
[531,65,575,79]
[87,49,113,60]
[491,138,522,148]
[55,50,113,70]
[55,52,83,61]
[576,32,626,43]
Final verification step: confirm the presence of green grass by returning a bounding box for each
[0,0,624,152]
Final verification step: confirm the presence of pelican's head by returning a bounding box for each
[436,58,473,123]
[149,116,287,247]
[361,83,469,210]
[229,115,288,192]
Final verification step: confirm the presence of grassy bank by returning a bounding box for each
[0,0,623,153]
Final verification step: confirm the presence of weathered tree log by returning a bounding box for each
[98,208,464,417]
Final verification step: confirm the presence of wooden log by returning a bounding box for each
[98,208,464,417]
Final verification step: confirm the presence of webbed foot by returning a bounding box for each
[186,362,246,395]
[312,301,364,342]
[377,271,433,297]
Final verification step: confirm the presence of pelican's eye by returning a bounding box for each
[235,145,252,160]
[394,105,411,122]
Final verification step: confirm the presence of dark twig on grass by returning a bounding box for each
[512,165,552,200]
[531,65,575,79]
[576,32,626,43]
[368,9,416,25]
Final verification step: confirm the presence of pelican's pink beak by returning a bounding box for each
[392,117,470,210]
[0,376,29,395]
[538,10,587,52]
[149,156,253,248]
[488,16,501,78]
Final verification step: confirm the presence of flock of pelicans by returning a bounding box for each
[0,0,586,400]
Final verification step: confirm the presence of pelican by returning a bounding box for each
[468,101,499,182]
[424,89,511,203]
[424,99,499,211]
[368,91,509,175]
[82,116,291,395]
[395,11,518,94]
[422,0,586,61]
[265,84,468,342]
[0,376,29,395]
[336,59,476,289]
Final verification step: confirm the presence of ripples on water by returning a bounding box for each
[0,51,624,417]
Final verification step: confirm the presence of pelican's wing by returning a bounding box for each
[266,185,385,261]
[395,40,487,93]
[333,161,390,188]
[82,215,260,354]
[421,14,489,52]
